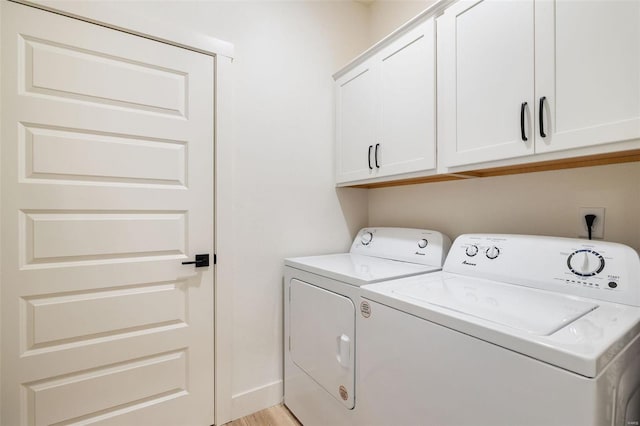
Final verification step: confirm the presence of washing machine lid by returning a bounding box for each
[362,272,640,377]
[392,276,598,335]
[285,253,439,287]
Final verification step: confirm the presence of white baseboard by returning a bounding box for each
[230,379,283,420]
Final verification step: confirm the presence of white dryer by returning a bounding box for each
[284,227,451,426]
[359,234,640,426]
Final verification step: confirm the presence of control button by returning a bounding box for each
[465,245,478,257]
[360,231,373,246]
[608,281,618,289]
[418,239,428,249]
[567,249,605,277]
[486,246,500,259]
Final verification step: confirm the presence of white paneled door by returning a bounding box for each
[1,3,215,425]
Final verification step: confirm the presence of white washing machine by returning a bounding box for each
[284,227,451,426]
[358,234,640,426]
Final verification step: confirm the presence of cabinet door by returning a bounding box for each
[535,0,640,153]
[439,0,535,167]
[336,63,377,183]
[376,18,436,177]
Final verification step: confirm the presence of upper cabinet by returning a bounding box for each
[335,62,377,183]
[535,0,640,154]
[335,17,436,185]
[438,0,535,167]
[439,0,640,169]
[335,0,640,187]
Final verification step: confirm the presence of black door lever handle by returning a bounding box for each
[182,254,210,268]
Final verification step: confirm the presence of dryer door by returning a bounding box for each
[290,279,355,409]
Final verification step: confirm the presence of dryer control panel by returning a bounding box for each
[351,228,452,268]
[445,234,640,306]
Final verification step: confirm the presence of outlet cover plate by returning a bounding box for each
[578,207,605,239]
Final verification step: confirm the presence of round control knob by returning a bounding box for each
[360,231,373,246]
[465,245,478,257]
[418,239,428,249]
[567,249,605,277]
[486,246,500,259]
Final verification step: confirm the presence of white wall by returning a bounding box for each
[368,0,435,42]
[216,2,372,412]
[127,2,372,418]
[369,163,640,251]
[31,0,372,420]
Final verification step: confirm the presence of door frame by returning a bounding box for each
[0,1,235,424]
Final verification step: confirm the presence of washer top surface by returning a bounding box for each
[285,253,440,287]
[363,272,640,378]
[361,234,640,378]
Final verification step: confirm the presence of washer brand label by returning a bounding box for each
[414,251,425,256]
[360,301,371,318]
[462,260,477,266]
[339,385,348,401]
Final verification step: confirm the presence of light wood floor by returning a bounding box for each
[224,404,302,426]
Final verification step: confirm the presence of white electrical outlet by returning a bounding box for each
[578,207,605,239]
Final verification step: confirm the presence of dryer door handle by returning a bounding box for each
[336,334,351,368]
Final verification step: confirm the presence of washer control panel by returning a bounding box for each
[446,234,640,306]
[351,227,452,267]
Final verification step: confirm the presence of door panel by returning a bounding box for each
[1,3,214,425]
[378,18,436,177]
[440,0,535,167]
[24,351,188,426]
[25,282,186,349]
[25,36,186,115]
[535,0,640,153]
[24,124,187,185]
[24,211,186,262]
[289,279,355,409]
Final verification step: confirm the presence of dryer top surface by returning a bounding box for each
[285,253,440,287]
